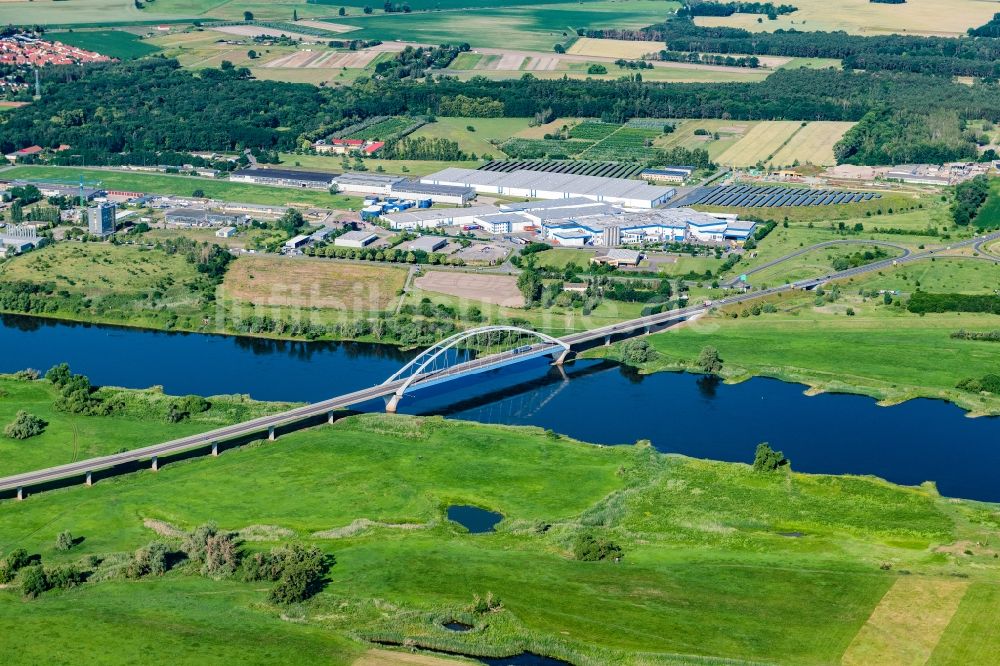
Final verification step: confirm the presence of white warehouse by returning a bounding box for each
[421,168,676,208]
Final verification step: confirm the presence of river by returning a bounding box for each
[3,314,998,502]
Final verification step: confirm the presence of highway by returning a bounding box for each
[3,230,999,497]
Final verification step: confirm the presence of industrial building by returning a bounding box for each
[87,202,116,237]
[640,167,694,183]
[230,168,338,189]
[421,168,676,208]
[0,224,40,256]
[475,212,534,234]
[335,173,406,196]
[215,226,237,238]
[402,236,449,253]
[334,230,378,248]
[165,208,246,227]
[591,248,643,267]
[284,234,312,251]
[382,205,503,230]
[389,181,475,205]
[3,180,102,201]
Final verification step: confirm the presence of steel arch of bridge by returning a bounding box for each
[383,325,570,400]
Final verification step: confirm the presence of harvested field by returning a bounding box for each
[353,649,465,666]
[842,577,968,665]
[568,36,660,59]
[210,25,327,42]
[694,0,995,36]
[415,271,523,307]
[263,49,379,69]
[769,121,855,167]
[222,257,407,313]
[294,20,356,34]
[715,121,801,166]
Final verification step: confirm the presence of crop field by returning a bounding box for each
[715,121,802,166]
[0,0,177,26]
[693,0,995,36]
[48,29,160,59]
[568,121,620,140]
[0,166,363,209]
[343,116,421,141]
[221,256,407,315]
[577,126,662,161]
[499,138,595,159]
[332,1,682,51]
[769,121,855,166]
[409,117,533,158]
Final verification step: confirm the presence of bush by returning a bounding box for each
[752,442,788,472]
[697,346,723,374]
[127,541,171,578]
[47,565,84,590]
[0,547,31,583]
[573,533,623,561]
[4,410,47,439]
[264,544,329,605]
[20,565,49,599]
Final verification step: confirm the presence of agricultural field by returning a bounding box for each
[48,29,161,59]
[499,138,595,159]
[715,121,802,167]
[413,271,523,308]
[577,126,662,161]
[409,117,534,158]
[693,0,996,37]
[276,153,479,176]
[220,256,408,318]
[332,0,682,51]
[0,166,363,209]
[768,121,856,167]
[1,407,998,662]
[0,0,178,26]
[343,116,421,141]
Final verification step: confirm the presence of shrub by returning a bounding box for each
[127,541,171,578]
[0,547,31,583]
[4,410,47,439]
[20,565,49,599]
[753,442,788,472]
[573,533,623,561]
[47,565,83,590]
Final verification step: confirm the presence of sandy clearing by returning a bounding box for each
[415,271,523,307]
[210,25,327,42]
[353,649,466,666]
[262,49,378,69]
[294,20,357,34]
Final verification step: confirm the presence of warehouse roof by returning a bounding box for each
[390,180,475,197]
[422,168,674,203]
[335,172,405,186]
[526,203,622,222]
[499,196,596,212]
[233,168,338,183]
[337,230,378,243]
[404,235,449,252]
[382,205,502,225]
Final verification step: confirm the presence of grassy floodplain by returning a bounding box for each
[48,29,161,59]
[591,257,1000,414]
[2,408,1000,663]
[0,166,362,210]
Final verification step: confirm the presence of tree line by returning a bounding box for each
[677,2,797,18]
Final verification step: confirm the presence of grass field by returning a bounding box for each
[929,583,1000,664]
[744,243,906,287]
[0,0,178,26]
[768,121,855,167]
[593,257,1000,413]
[0,166,363,209]
[49,29,161,59]
[221,256,408,316]
[1,409,996,663]
[0,376,295,477]
[693,0,996,37]
[277,154,479,177]
[410,117,533,158]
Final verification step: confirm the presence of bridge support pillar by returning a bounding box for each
[644,325,651,335]
[85,471,92,487]
[327,410,335,425]
[16,487,23,501]
[211,442,218,457]
[151,456,158,472]
[268,426,276,441]
[553,348,572,366]
[604,335,611,346]
[385,394,400,413]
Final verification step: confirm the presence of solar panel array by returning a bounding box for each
[683,185,881,208]
[479,160,645,179]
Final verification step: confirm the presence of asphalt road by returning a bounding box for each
[3,230,999,495]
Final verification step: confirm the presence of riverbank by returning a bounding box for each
[3,412,999,664]
[586,276,1000,416]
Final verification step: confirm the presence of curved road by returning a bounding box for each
[722,239,911,288]
[3,230,1000,497]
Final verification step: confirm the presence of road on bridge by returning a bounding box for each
[3,230,999,497]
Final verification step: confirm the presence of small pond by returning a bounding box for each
[443,621,474,632]
[447,505,502,533]
[477,653,574,666]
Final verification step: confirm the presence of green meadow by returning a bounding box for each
[49,30,161,59]
[2,410,997,663]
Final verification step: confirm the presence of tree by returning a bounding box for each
[4,410,47,440]
[292,8,298,20]
[620,338,654,365]
[516,267,542,305]
[697,346,723,374]
[752,442,788,472]
[247,49,257,60]
[243,10,254,20]
[338,6,346,15]
[55,531,74,552]
[220,60,234,71]
[192,188,205,198]
[363,5,373,13]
